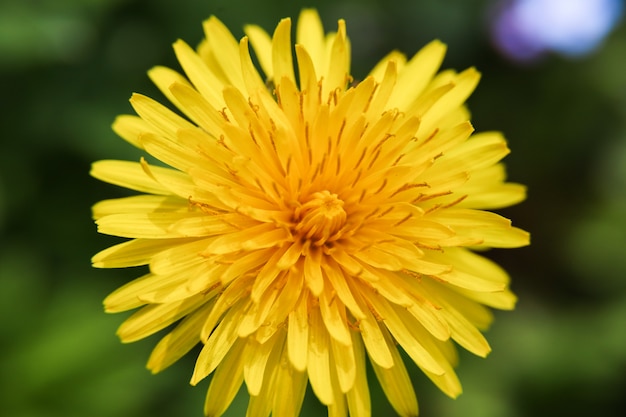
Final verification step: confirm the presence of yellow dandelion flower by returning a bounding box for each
[92,9,529,417]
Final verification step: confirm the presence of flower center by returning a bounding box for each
[295,190,347,246]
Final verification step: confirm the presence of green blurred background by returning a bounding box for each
[1,0,625,416]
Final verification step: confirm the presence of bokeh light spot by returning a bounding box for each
[490,0,624,61]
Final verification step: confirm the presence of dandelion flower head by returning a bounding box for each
[92,9,530,417]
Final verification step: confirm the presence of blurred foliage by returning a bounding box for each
[1,0,625,416]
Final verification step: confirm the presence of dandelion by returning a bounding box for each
[92,9,529,417]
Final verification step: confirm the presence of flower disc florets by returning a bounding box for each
[294,190,347,246]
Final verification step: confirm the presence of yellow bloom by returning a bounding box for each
[92,9,529,417]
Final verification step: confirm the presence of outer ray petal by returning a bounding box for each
[203,338,246,417]
[349,281,395,368]
[388,39,447,109]
[203,16,246,91]
[288,294,309,372]
[296,9,325,73]
[323,19,350,99]
[92,237,195,268]
[271,345,308,417]
[191,301,245,385]
[243,332,282,396]
[130,93,195,139]
[112,114,150,149]
[90,160,171,195]
[346,332,371,417]
[173,39,226,108]
[330,333,356,393]
[363,288,445,376]
[320,284,352,346]
[272,18,296,85]
[244,24,273,80]
[370,326,419,417]
[147,300,214,373]
[307,308,335,405]
[147,65,194,118]
[116,293,208,343]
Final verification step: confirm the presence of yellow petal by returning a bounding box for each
[130,93,194,139]
[417,67,480,136]
[288,293,309,372]
[272,18,296,85]
[364,289,445,376]
[137,157,200,199]
[276,241,303,270]
[424,280,492,357]
[96,212,209,238]
[296,45,321,120]
[243,332,282,396]
[426,208,530,248]
[271,347,308,417]
[296,9,325,74]
[103,272,155,312]
[323,19,350,98]
[403,81,454,122]
[92,194,187,219]
[388,39,447,109]
[437,267,506,292]
[446,131,510,169]
[113,267,189,306]
[455,286,518,310]
[322,259,366,319]
[366,60,397,119]
[327,365,348,417]
[116,293,207,343]
[191,303,243,385]
[219,248,275,285]
[200,275,253,341]
[423,251,507,292]
[405,121,474,173]
[458,182,528,210]
[330,334,356,393]
[173,39,226,108]
[92,237,194,269]
[320,285,352,346]
[239,36,271,97]
[112,114,150,149]
[345,333,371,417]
[255,269,303,344]
[203,16,245,91]
[139,131,207,173]
[350,284,394,369]
[369,326,419,417]
[244,23,273,80]
[90,160,170,195]
[147,300,214,373]
[204,222,288,255]
[407,299,451,341]
[364,268,451,341]
[167,82,225,137]
[147,238,212,275]
[367,50,406,82]
[307,308,335,405]
[238,282,280,338]
[304,250,324,296]
[250,250,287,303]
[203,339,246,417]
[147,65,193,117]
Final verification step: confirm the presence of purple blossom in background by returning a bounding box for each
[490,0,624,62]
